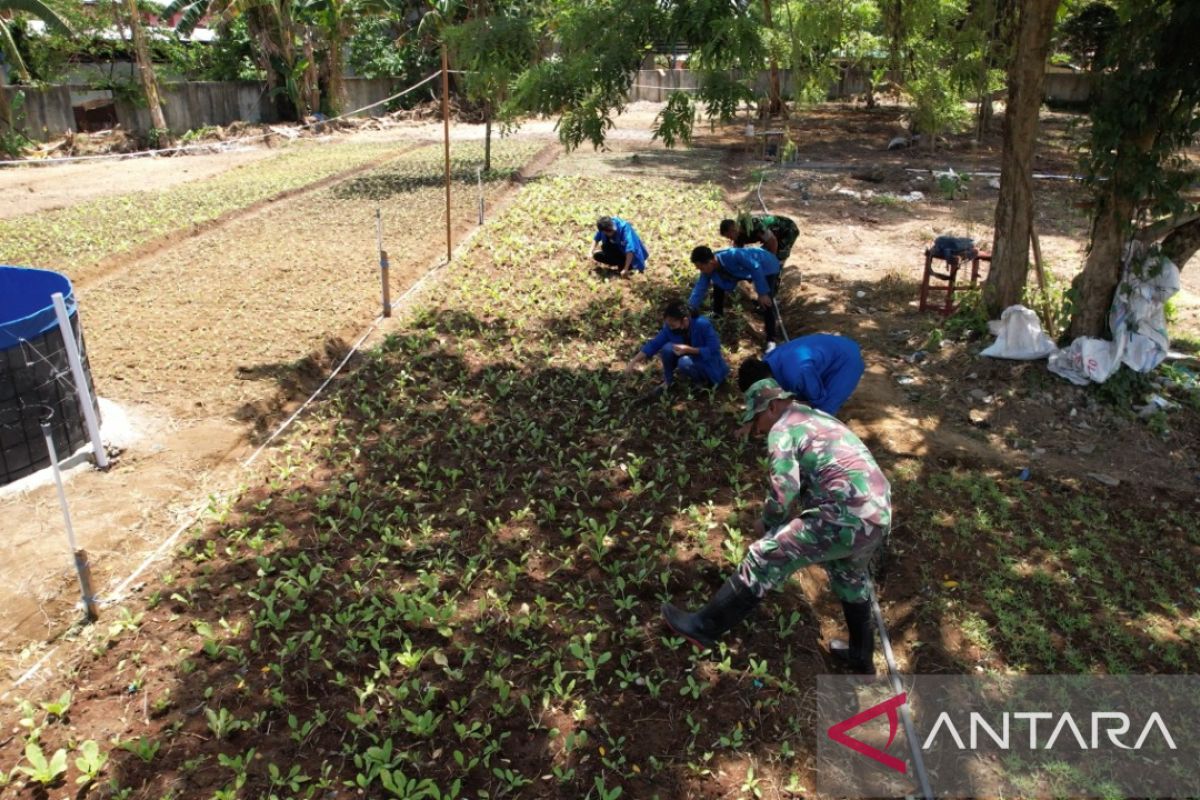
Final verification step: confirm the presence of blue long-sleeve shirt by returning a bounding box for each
[764,334,864,415]
[593,217,649,272]
[688,247,781,310]
[640,315,729,385]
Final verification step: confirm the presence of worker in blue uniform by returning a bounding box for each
[737,334,864,417]
[592,216,649,277]
[626,299,729,396]
[688,245,782,344]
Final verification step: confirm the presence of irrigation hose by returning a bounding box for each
[868,575,934,800]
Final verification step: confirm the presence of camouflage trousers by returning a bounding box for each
[735,513,886,603]
[770,217,800,264]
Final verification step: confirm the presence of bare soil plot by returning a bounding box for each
[0,138,547,666]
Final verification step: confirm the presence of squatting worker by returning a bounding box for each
[738,334,864,418]
[592,215,649,277]
[688,245,782,346]
[720,213,800,265]
[661,379,891,674]
[626,300,729,397]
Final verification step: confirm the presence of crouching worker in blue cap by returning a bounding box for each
[592,215,649,277]
[737,334,864,419]
[626,300,729,398]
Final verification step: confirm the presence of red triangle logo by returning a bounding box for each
[826,692,909,774]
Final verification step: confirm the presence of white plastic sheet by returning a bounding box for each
[1047,243,1180,385]
[981,304,1057,360]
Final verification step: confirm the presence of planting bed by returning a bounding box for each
[0,140,408,287]
[79,139,545,421]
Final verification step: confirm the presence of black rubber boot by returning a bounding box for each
[661,577,761,649]
[830,600,876,675]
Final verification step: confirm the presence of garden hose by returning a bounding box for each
[867,575,934,800]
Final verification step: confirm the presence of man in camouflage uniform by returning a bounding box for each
[720,213,801,265]
[661,378,891,674]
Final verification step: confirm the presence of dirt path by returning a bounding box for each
[0,148,279,219]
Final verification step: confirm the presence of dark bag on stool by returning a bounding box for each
[932,235,976,260]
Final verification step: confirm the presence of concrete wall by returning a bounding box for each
[113,81,277,134]
[1043,68,1092,104]
[344,78,402,116]
[629,68,1092,104]
[4,77,404,142]
[1,85,75,141]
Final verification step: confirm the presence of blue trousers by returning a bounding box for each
[661,351,709,386]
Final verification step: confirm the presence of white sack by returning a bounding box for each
[981,304,1057,360]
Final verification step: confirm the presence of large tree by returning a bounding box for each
[164,0,307,119]
[121,0,171,143]
[1068,0,1200,337]
[982,0,1060,316]
[444,8,537,171]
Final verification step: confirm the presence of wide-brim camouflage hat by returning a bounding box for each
[740,378,794,424]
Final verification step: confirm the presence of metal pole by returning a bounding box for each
[441,46,452,262]
[868,577,933,800]
[477,166,484,224]
[376,209,391,318]
[50,293,108,469]
[40,421,98,622]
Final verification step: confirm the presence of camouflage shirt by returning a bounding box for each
[761,402,891,535]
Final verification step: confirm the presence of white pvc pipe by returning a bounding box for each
[41,422,96,621]
[40,423,79,553]
[51,292,109,469]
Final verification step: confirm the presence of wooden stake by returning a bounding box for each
[1030,224,1056,334]
[442,46,452,262]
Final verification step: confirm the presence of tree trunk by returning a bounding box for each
[0,66,13,136]
[982,0,1059,317]
[123,0,170,144]
[1068,188,1133,338]
[1161,217,1200,270]
[325,26,346,117]
[975,93,992,142]
[762,0,783,117]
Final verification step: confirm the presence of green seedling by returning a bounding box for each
[74,740,108,785]
[118,736,160,763]
[217,748,256,790]
[39,690,72,719]
[16,741,67,786]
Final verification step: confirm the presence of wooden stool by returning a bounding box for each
[919,246,991,315]
[753,129,786,160]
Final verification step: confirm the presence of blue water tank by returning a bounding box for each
[0,265,101,485]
